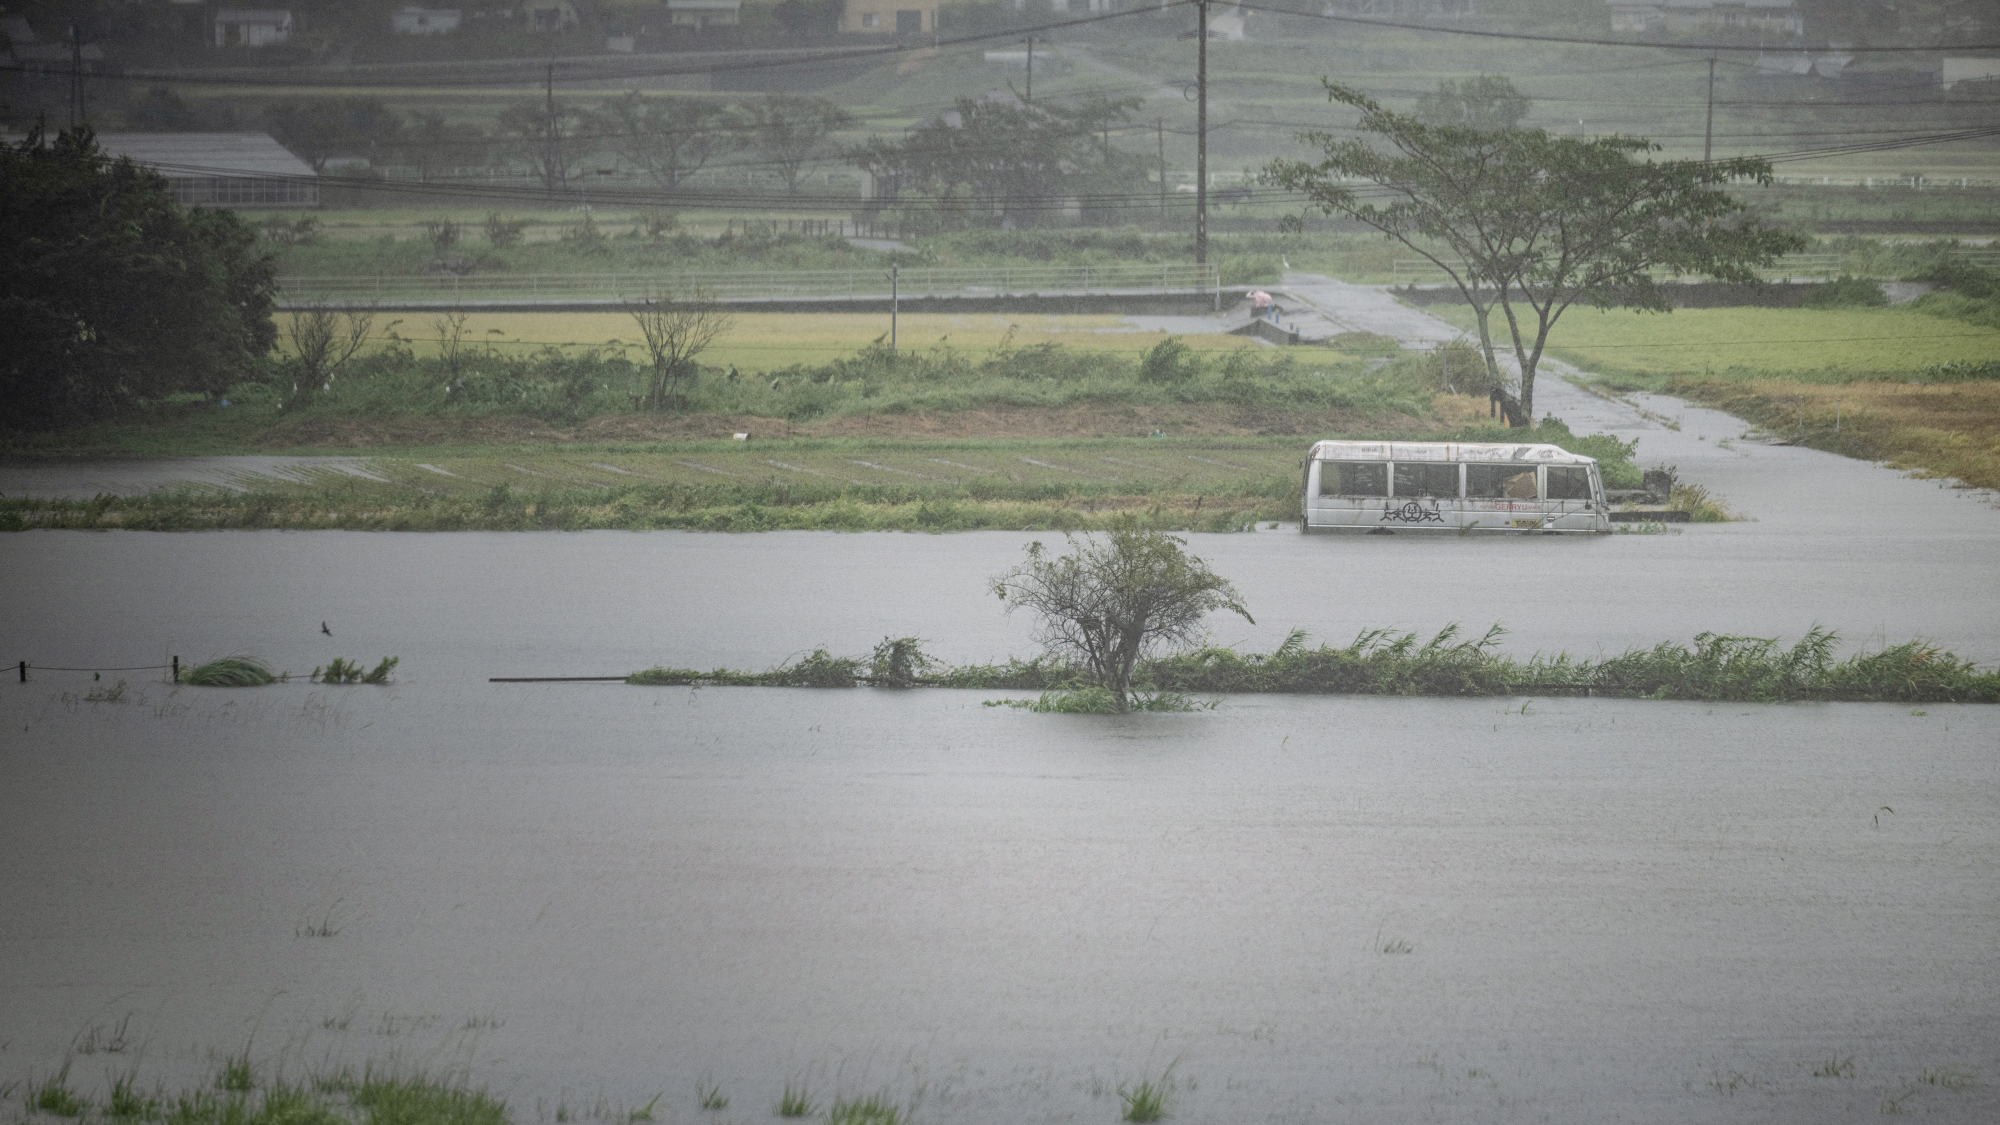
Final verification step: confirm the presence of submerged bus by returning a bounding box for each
[1301,440,1610,534]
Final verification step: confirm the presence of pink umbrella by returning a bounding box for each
[1249,290,1272,309]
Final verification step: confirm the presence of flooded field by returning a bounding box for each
[4,382,1999,1123]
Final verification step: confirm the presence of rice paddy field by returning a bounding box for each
[375,312,1266,370]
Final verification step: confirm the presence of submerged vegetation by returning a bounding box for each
[8,1066,507,1125]
[627,626,2000,704]
[179,657,279,687]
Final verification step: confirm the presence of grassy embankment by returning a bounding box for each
[6,321,1649,530]
[1428,297,2000,492]
[628,625,2000,704]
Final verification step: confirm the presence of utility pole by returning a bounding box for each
[1702,53,1717,165]
[545,61,566,196]
[1024,35,1034,107]
[69,25,84,126]
[1195,0,1208,266]
[890,263,899,353]
[1157,117,1167,219]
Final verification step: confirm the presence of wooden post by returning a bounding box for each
[171,655,179,682]
[17,660,25,683]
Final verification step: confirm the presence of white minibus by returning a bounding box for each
[1301,440,1610,534]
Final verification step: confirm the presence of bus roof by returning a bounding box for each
[1307,440,1597,465]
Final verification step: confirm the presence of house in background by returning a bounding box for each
[213,9,294,47]
[89,133,319,208]
[1606,0,1802,38]
[521,0,582,32]
[1943,57,2000,91]
[390,7,463,34]
[1206,4,1247,39]
[840,0,934,35]
[667,0,741,31]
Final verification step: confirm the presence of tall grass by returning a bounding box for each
[629,626,2000,703]
[182,657,279,687]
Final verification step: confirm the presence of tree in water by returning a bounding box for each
[993,527,1253,713]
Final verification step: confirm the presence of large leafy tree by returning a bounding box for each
[1266,82,1805,421]
[0,127,277,431]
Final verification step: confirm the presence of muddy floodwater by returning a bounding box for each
[4,383,1999,1123]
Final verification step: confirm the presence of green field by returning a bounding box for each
[1425,304,2000,389]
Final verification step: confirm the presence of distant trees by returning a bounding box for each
[750,94,853,195]
[1413,75,1530,131]
[994,528,1253,713]
[595,92,745,193]
[495,96,590,194]
[0,127,276,431]
[1265,80,1804,421]
[264,97,404,171]
[850,93,1145,228]
[404,111,492,182]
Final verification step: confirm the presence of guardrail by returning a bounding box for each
[278,263,1223,306]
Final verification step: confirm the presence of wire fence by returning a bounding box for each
[13,659,178,682]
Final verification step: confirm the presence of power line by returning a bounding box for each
[1232,2,2000,53]
[6,3,1199,91]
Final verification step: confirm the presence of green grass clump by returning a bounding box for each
[181,657,279,687]
[30,1068,88,1118]
[313,657,399,685]
[107,1073,160,1120]
[1119,1068,1174,1123]
[214,1052,255,1093]
[774,1083,815,1118]
[631,625,2000,704]
[341,1070,507,1125]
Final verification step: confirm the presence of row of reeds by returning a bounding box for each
[628,626,2000,704]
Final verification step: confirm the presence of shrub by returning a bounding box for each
[182,656,278,687]
[1804,275,1887,308]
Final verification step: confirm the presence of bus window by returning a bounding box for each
[1546,465,1593,501]
[1393,462,1458,498]
[1319,461,1387,497]
[1466,464,1538,499]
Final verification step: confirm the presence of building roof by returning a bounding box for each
[92,133,317,179]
